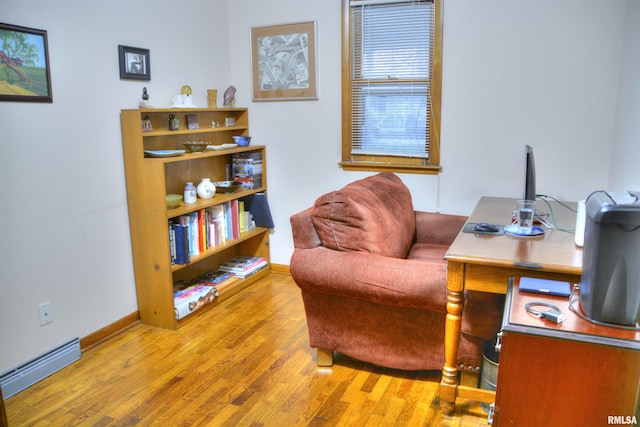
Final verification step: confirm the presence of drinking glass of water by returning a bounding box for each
[517,200,535,234]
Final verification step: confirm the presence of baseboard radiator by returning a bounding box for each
[0,337,81,399]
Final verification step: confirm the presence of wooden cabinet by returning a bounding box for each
[120,108,270,329]
[493,278,640,426]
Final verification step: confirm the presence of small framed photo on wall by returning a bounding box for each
[118,45,150,81]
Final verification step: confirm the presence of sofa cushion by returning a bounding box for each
[311,173,416,258]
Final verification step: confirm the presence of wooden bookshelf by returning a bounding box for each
[120,107,270,329]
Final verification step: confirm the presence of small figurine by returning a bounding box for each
[223,85,236,107]
[142,115,153,132]
[139,87,150,107]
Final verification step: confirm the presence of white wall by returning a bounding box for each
[439,0,626,213]
[0,0,232,370]
[609,0,640,190]
[0,0,634,372]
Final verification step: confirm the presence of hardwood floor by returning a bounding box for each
[5,273,489,426]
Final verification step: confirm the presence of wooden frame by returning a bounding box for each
[251,21,317,101]
[118,45,150,81]
[0,23,53,103]
[339,0,442,174]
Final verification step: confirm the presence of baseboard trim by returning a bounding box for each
[80,311,140,352]
[270,263,290,275]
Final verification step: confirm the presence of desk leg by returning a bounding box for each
[440,261,465,415]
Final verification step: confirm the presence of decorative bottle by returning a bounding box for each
[196,178,216,199]
[184,182,197,204]
[169,114,180,131]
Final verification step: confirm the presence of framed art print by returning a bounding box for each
[0,23,53,103]
[118,45,150,81]
[251,21,317,101]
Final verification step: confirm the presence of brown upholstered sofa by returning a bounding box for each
[289,173,503,373]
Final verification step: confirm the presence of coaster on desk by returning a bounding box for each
[504,224,545,238]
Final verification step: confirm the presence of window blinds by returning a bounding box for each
[350,0,434,158]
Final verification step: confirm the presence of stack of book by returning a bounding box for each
[217,256,268,278]
[233,152,263,189]
[172,257,267,319]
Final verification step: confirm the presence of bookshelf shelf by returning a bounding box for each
[169,227,269,273]
[166,187,266,219]
[144,146,257,163]
[121,107,270,329]
[141,126,249,138]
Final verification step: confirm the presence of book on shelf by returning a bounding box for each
[241,193,274,228]
[169,223,176,264]
[237,201,255,232]
[196,270,240,291]
[173,283,218,320]
[230,199,240,240]
[218,256,268,278]
[169,221,190,265]
[174,213,199,262]
[212,276,239,292]
[173,270,241,319]
[198,209,207,253]
[186,114,199,130]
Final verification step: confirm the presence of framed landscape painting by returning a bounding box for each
[0,23,53,103]
[251,21,318,101]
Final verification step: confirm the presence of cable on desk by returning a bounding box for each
[568,285,640,331]
[536,195,576,232]
[524,301,567,324]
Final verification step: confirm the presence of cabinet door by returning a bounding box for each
[493,332,640,426]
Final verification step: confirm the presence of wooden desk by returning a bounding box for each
[439,196,583,415]
[493,278,640,426]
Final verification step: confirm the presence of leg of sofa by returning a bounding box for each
[316,348,334,367]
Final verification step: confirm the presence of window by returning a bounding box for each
[340,0,442,174]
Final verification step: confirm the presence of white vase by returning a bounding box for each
[196,178,216,199]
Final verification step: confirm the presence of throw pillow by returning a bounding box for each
[311,173,416,258]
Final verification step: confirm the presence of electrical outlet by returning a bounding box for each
[38,302,52,326]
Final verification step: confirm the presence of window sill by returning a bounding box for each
[338,161,441,175]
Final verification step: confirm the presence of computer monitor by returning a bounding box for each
[524,145,536,202]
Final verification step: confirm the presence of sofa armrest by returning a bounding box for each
[290,207,322,249]
[414,211,468,246]
[291,246,449,313]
